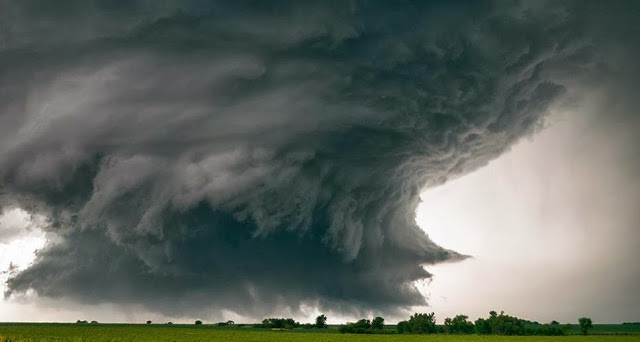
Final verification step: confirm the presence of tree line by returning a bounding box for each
[253,311,593,335]
[95,311,594,335]
[373,311,592,335]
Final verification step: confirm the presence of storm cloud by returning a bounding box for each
[0,0,621,318]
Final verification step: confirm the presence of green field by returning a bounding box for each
[1,324,640,342]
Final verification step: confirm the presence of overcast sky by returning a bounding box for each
[0,0,638,324]
[417,104,640,324]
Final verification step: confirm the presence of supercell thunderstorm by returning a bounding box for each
[0,1,605,317]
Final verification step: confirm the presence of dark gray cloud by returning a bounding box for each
[0,0,625,318]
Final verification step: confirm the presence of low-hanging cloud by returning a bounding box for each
[0,0,620,318]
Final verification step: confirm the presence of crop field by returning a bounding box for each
[1,324,640,342]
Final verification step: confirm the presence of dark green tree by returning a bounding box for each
[339,319,372,334]
[474,318,492,334]
[397,320,409,334]
[371,316,384,330]
[578,317,593,335]
[398,313,437,334]
[261,318,300,329]
[354,319,371,330]
[474,311,525,335]
[195,320,202,325]
[315,314,327,328]
[536,321,568,336]
[444,315,474,334]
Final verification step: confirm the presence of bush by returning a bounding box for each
[195,320,203,325]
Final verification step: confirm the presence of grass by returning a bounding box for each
[1,324,639,342]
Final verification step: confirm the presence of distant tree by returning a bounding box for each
[371,317,384,330]
[353,319,371,330]
[90,321,98,324]
[146,320,152,325]
[444,315,474,334]
[76,320,88,324]
[397,320,409,334]
[474,311,525,335]
[166,322,173,325]
[579,317,593,335]
[535,322,568,336]
[472,312,568,336]
[261,318,300,329]
[217,320,235,326]
[282,319,298,330]
[226,320,235,325]
[339,319,372,334]
[397,313,437,334]
[195,320,203,325]
[474,318,492,334]
[315,314,327,328]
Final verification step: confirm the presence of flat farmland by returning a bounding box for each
[1,324,640,342]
